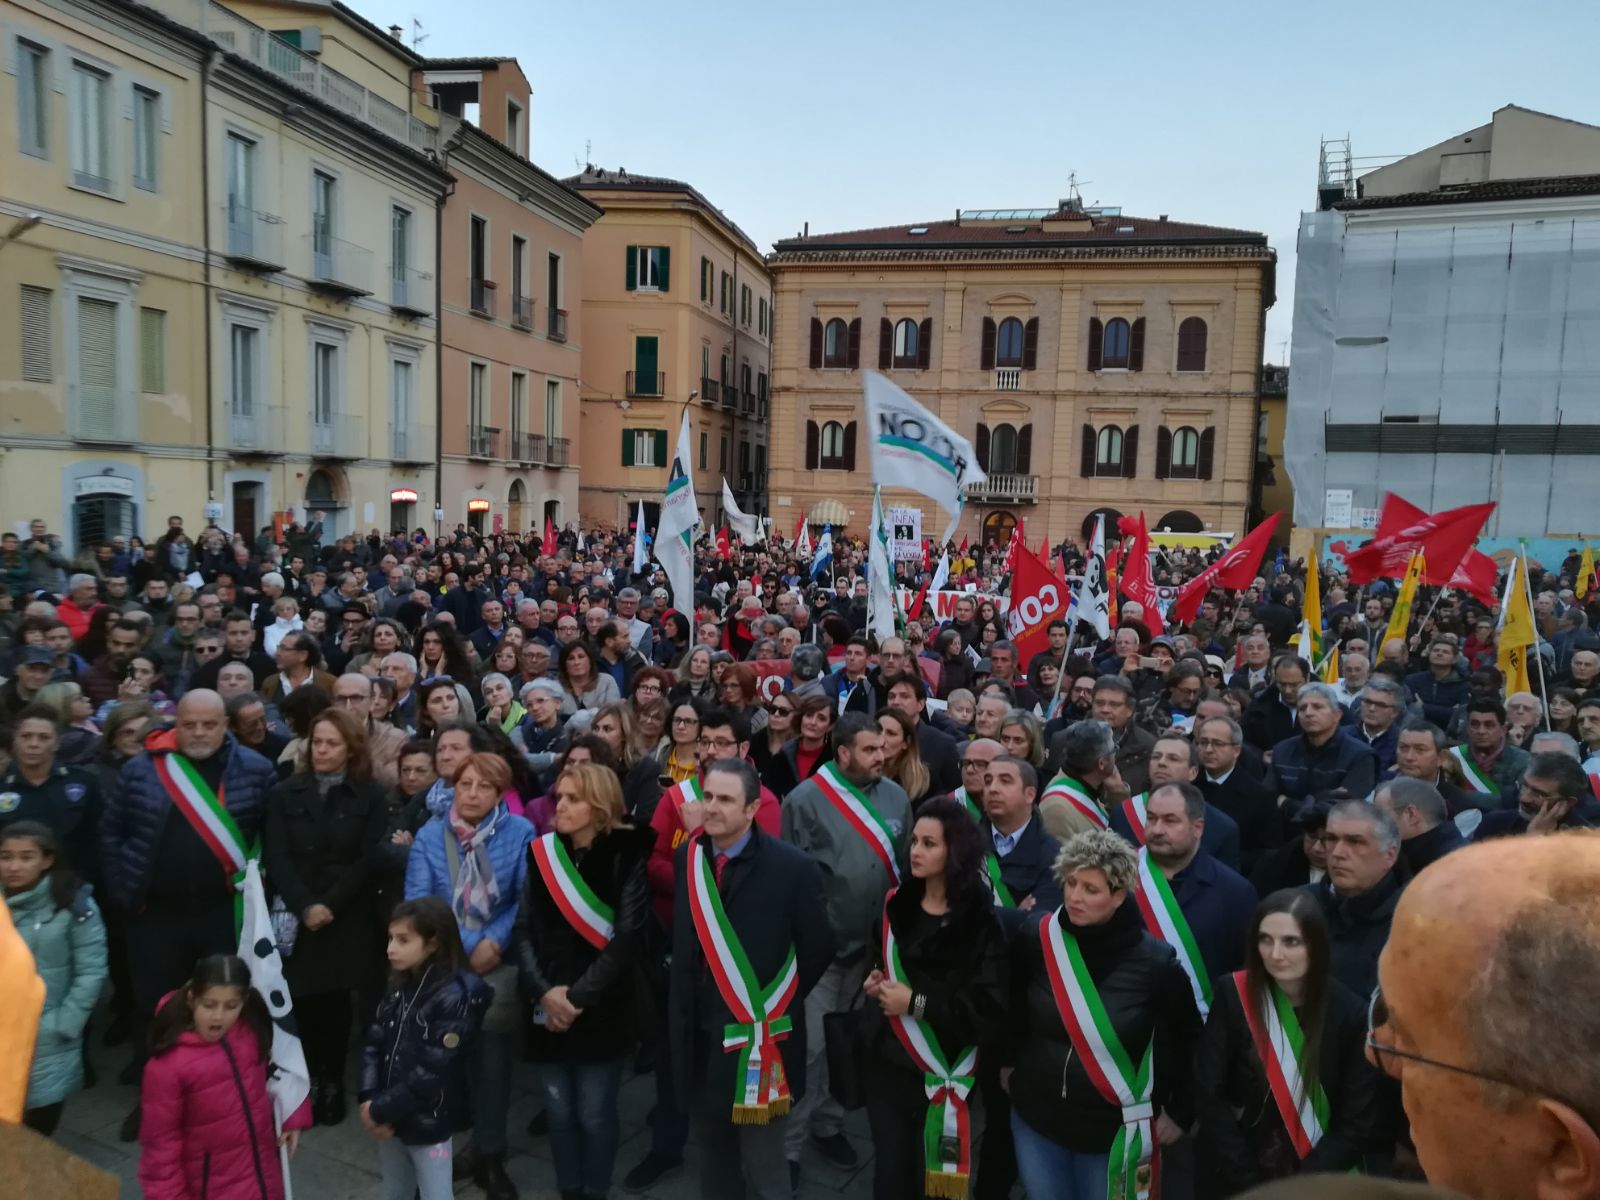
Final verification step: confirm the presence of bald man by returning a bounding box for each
[1375,833,1600,1200]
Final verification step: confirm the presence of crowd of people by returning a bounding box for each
[1,511,1598,1200]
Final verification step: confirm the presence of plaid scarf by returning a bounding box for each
[447,803,502,929]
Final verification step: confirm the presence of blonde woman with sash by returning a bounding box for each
[1005,829,1200,1200]
[1196,889,1378,1193]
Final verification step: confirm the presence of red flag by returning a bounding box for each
[1005,546,1069,666]
[1345,497,1495,584]
[1374,495,1497,600]
[958,534,970,557]
[1002,517,1026,575]
[1115,513,1164,634]
[921,538,932,572]
[1039,533,1050,561]
[907,578,931,621]
[541,516,556,556]
[1105,538,1121,627]
[1169,514,1282,625]
[715,526,731,560]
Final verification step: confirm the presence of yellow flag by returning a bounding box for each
[1578,545,1596,601]
[1320,645,1341,685]
[1497,555,1535,697]
[1298,552,1324,664]
[1383,552,1426,648]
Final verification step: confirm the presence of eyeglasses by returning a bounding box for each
[768,704,794,716]
[698,737,739,751]
[1194,738,1233,750]
[672,715,700,726]
[334,693,367,705]
[194,644,222,655]
[962,758,994,771]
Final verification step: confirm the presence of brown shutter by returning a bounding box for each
[1177,317,1208,371]
[1081,424,1095,477]
[918,317,932,369]
[879,318,892,369]
[1155,426,1172,480]
[847,318,861,369]
[1017,423,1033,473]
[1122,425,1140,478]
[809,318,822,369]
[1088,318,1103,371]
[1198,426,1215,480]
[980,317,996,371]
[1129,318,1146,372]
[805,420,820,470]
[1022,317,1039,370]
[975,423,990,471]
[843,421,858,470]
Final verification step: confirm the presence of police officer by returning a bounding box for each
[0,703,103,880]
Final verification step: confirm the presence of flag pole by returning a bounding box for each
[1046,624,1081,719]
[1521,541,1550,729]
[279,1132,294,1200]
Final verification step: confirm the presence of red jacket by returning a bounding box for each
[139,1012,310,1200]
[57,597,102,642]
[647,773,780,927]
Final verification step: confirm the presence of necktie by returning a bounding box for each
[714,853,729,888]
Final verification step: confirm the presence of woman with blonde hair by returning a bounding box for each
[589,702,664,824]
[877,708,931,806]
[32,681,101,765]
[998,709,1047,772]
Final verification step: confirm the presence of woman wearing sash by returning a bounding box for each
[861,796,1006,1200]
[1195,889,1377,1193]
[512,762,653,1200]
[1006,829,1201,1200]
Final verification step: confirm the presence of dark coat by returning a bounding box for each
[1197,974,1380,1191]
[1403,671,1470,730]
[823,672,877,717]
[1110,798,1243,872]
[0,764,102,883]
[1303,872,1403,999]
[512,825,654,1061]
[760,737,832,801]
[620,756,665,826]
[1200,769,1285,875]
[360,968,490,1145]
[1242,691,1297,754]
[261,773,389,996]
[1250,838,1315,897]
[1263,731,1379,807]
[1341,715,1400,774]
[668,826,833,1115]
[1157,850,1258,982]
[1399,821,1466,878]
[1048,721,1156,793]
[914,720,962,796]
[980,815,1063,932]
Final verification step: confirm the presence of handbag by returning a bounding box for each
[823,987,868,1111]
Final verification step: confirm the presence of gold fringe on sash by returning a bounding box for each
[731,1103,771,1125]
[767,1095,792,1117]
[925,1169,969,1199]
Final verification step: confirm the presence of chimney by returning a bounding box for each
[803,221,808,238]
[1159,214,1168,222]
[387,23,402,39]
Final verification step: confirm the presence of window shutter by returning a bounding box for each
[1129,317,1146,372]
[21,286,52,383]
[809,318,823,369]
[625,246,637,291]
[975,422,990,471]
[1017,423,1033,474]
[847,318,861,369]
[1022,317,1039,370]
[1198,426,1215,480]
[879,318,892,369]
[1088,318,1103,371]
[76,296,119,437]
[622,429,634,466]
[1177,317,1207,371]
[843,421,858,470]
[918,317,932,369]
[700,257,710,302]
[805,420,819,470]
[657,248,670,293]
[140,308,165,393]
[980,317,996,371]
[654,429,668,466]
[1122,425,1139,479]
[1155,426,1172,480]
[1080,424,1095,477]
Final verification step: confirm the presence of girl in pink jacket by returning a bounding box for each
[139,955,311,1200]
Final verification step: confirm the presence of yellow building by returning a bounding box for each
[1251,364,1292,544]
[766,202,1276,548]
[566,168,771,532]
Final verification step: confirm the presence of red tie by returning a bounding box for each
[713,853,729,888]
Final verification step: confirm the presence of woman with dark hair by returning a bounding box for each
[660,699,701,784]
[415,621,475,684]
[559,640,620,715]
[860,796,1006,1200]
[1547,686,1582,736]
[935,629,976,700]
[762,692,835,799]
[94,654,176,723]
[716,662,769,735]
[750,690,795,783]
[417,676,467,739]
[1196,889,1377,1193]
[627,664,674,711]
[348,617,407,676]
[652,611,690,669]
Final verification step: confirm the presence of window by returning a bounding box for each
[720,272,731,315]
[512,235,527,299]
[720,353,730,391]
[892,318,920,368]
[312,170,337,273]
[719,435,728,473]
[698,431,708,471]
[758,297,767,336]
[700,256,712,303]
[510,372,527,441]
[70,62,111,192]
[741,284,752,326]
[224,133,256,253]
[1176,316,1208,372]
[75,296,120,433]
[1157,425,1212,480]
[21,286,52,382]
[391,358,414,435]
[626,245,669,291]
[469,215,487,281]
[741,363,752,399]
[139,308,165,393]
[1100,318,1131,369]
[390,206,413,306]
[547,253,562,309]
[469,362,487,428]
[988,423,1018,474]
[1095,425,1124,475]
[1172,426,1199,472]
[545,379,560,438]
[132,87,159,191]
[820,421,846,468]
[505,100,522,154]
[996,317,1024,368]
[311,341,339,425]
[811,317,860,369]
[17,40,48,158]
[229,324,258,415]
[823,318,849,368]
[626,429,666,468]
[757,372,768,418]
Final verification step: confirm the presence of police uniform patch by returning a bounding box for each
[441,1032,460,1049]
[64,783,87,805]
[0,793,19,814]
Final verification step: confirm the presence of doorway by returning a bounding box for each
[232,481,262,543]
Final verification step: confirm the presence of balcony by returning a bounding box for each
[229,405,285,455]
[390,266,434,319]
[719,383,734,408]
[510,432,544,464]
[511,293,533,331]
[964,473,1039,503]
[547,308,568,342]
[304,234,373,298]
[626,371,664,398]
[994,368,1022,391]
[700,377,720,403]
[468,425,501,459]
[741,390,756,414]
[391,423,435,464]
[72,388,138,445]
[220,205,285,272]
[545,437,571,468]
[470,278,495,318]
[311,414,363,459]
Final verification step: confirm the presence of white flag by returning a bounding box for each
[721,478,762,544]
[795,520,813,559]
[863,372,987,541]
[631,499,648,577]
[657,412,699,611]
[237,860,311,1133]
[1074,515,1112,641]
[867,487,897,644]
[930,550,951,595]
[811,525,833,580]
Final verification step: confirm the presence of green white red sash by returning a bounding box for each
[685,839,799,1124]
[954,786,982,824]
[530,833,615,951]
[814,764,900,883]
[1121,792,1150,843]
[882,893,978,1198]
[1133,849,1213,1018]
[1041,774,1109,830]
[982,849,1015,909]
[151,752,254,928]
[1039,910,1157,1200]
[1231,972,1328,1159]
[1447,746,1498,795]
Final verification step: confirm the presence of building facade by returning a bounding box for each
[566,168,771,533]
[1288,106,1600,543]
[1251,364,1292,544]
[766,203,1275,548]
[423,58,599,536]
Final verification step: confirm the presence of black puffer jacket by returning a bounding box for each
[1007,900,1201,1153]
[512,824,654,1061]
[360,966,490,1145]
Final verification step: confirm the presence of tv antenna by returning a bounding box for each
[410,18,428,50]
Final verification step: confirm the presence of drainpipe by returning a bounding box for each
[434,169,453,530]
[201,48,216,507]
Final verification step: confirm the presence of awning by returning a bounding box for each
[806,498,851,528]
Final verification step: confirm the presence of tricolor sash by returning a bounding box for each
[1041,774,1109,830]
[1040,910,1157,1200]
[982,851,1015,909]
[882,894,978,1198]
[1447,746,1498,795]
[685,839,798,1124]
[151,752,254,928]
[814,764,900,882]
[1231,972,1328,1159]
[954,786,982,824]
[1121,792,1150,843]
[530,833,615,951]
[1133,849,1213,1017]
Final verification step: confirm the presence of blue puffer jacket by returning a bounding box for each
[100,729,276,912]
[7,879,107,1108]
[360,967,489,1145]
[404,804,533,954]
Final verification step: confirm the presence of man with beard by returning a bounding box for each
[186,611,274,692]
[82,619,147,707]
[1473,751,1600,840]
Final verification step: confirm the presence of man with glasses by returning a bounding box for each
[196,592,226,630]
[263,630,334,703]
[955,737,1003,819]
[187,611,274,693]
[1472,751,1600,840]
[1306,799,1402,998]
[1049,675,1155,794]
[1195,715,1281,873]
[1243,654,1309,753]
[1344,676,1404,772]
[1265,682,1379,811]
[331,672,406,789]
[553,614,581,646]
[325,604,369,675]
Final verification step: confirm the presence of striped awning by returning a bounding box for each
[806,498,851,528]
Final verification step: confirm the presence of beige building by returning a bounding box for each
[566,168,771,533]
[1251,364,1292,544]
[766,202,1276,547]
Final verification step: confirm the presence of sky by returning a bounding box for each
[362,0,1600,363]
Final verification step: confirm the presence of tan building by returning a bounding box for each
[421,58,600,535]
[566,168,771,532]
[1251,364,1292,545]
[766,202,1276,549]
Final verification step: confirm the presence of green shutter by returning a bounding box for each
[625,245,637,291]
[657,247,670,293]
[140,308,166,393]
[622,428,634,466]
[654,429,668,466]
[701,257,710,302]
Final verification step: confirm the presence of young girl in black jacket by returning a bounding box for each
[360,897,489,1200]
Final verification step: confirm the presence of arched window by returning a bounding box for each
[996,317,1025,368]
[989,423,1018,474]
[982,511,1017,548]
[1095,425,1124,475]
[1102,318,1131,369]
[1082,507,1122,543]
[893,318,919,367]
[1176,317,1208,372]
[820,420,846,467]
[1171,426,1200,477]
[823,318,850,368]
[1155,509,1204,534]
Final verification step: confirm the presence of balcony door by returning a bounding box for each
[634,336,658,392]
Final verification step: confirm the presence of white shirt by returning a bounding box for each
[1206,766,1235,787]
[992,815,1032,858]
